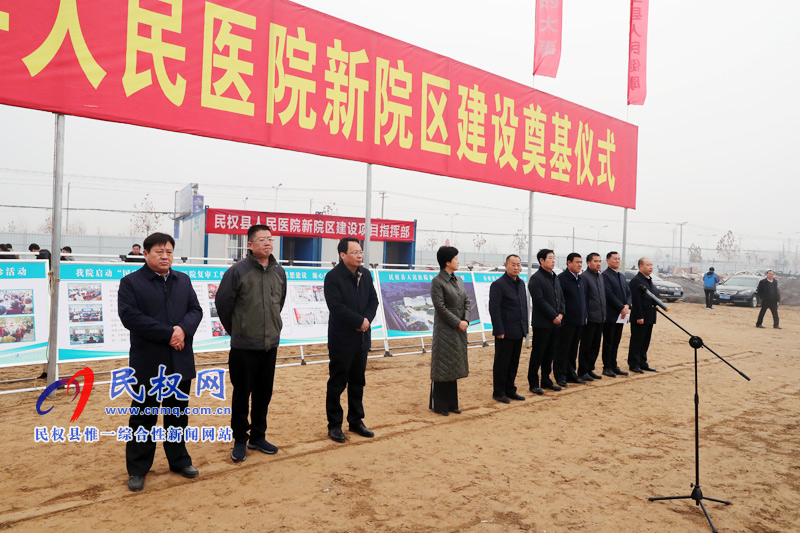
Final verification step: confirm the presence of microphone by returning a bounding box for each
[638,284,670,311]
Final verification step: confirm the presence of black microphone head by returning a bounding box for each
[637,284,647,293]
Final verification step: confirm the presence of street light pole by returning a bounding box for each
[273,183,283,212]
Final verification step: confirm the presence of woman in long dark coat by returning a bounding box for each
[429,246,470,416]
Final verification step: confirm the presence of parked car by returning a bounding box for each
[623,271,684,301]
[712,275,761,307]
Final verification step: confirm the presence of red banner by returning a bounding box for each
[533,0,563,78]
[0,0,637,208]
[205,208,415,242]
[627,0,649,105]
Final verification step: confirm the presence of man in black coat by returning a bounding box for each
[527,248,565,395]
[627,257,658,373]
[555,253,588,387]
[578,252,606,381]
[324,237,379,443]
[489,254,529,403]
[600,251,631,378]
[756,270,781,329]
[117,233,203,492]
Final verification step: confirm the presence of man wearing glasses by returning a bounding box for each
[324,237,379,443]
[216,225,287,463]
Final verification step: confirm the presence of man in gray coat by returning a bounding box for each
[578,252,606,381]
[216,225,287,463]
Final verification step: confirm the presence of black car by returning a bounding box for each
[623,271,684,301]
[712,275,761,307]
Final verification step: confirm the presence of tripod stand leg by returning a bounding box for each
[697,500,718,533]
[703,496,731,505]
[649,495,692,501]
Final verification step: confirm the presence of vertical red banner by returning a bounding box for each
[627,0,649,105]
[533,0,563,78]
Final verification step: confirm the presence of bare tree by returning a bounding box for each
[320,202,339,215]
[38,214,53,233]
[473,233,487,253]
[130,194,163,237]
[425,235,439,250]
[3,220,17,232]
[68,220,87,235]
[687,243,703,263]
[716,230,740,262]
[512,229,528,255]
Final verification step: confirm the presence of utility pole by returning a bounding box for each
[677,221,688,270]
[379,191,387,218]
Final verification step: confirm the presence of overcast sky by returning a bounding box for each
[1,0,798,263]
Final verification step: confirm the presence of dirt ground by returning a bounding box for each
[1,302,798,532]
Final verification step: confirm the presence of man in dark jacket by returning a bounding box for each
[555,253,588,387]
[216,225,287,463]
[578,252,606,381]
[489,254,528,403]
[600,251,631,378]
[527,248,565,395]
[117,232,203,492]
[628,257,658,373]
[756,270,781,329]
[324,237,379,443]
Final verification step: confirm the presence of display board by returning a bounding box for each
[375,269,481,339]
[472,271,530,332]
[0,260,50,367]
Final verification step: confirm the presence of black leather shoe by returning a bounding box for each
[508,393,526,401]
[127,475,145,492]
[171,465,199,479]
[544,383,562,391]
[328,427,346,443]
[612,367,629,376]
[348,422,374,438]
[756,324,765,328]
[530,387,544,395]
[556,381,568,388]
[629,367,644,374]
[450,408,462,414]
[579,373,594,382]
[231,440,247,462]
[493,395,511,404]
[774,326,782,329]
[641,365,658,372]
[602,369,617,378]
[588,371,603,380]
[432,408,449,416]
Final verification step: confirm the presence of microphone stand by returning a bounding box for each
[648,307,750,533]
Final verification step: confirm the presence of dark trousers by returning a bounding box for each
[601,322,624,370]
[429,380,459,412]
[126,379,192,477]
[228,346,277,443]
[578,322,603,376]
[554,324,582,382]
[704,289,715,308]
[628,322,653,369]
[528,327,559,389]
[756,302,779,327]
[326,349,368,429]
[493,337,523,397]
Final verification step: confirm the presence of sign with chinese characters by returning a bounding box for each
[627,0,649,105]
[0,261,50,367]
[55,262,233,363]
[0,0,637,208]
[533,0,563,78]
[471,271,531,332]
[206,208,415,242]
[375,269,481,339]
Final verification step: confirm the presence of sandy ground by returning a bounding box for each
[1,302,799,532]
